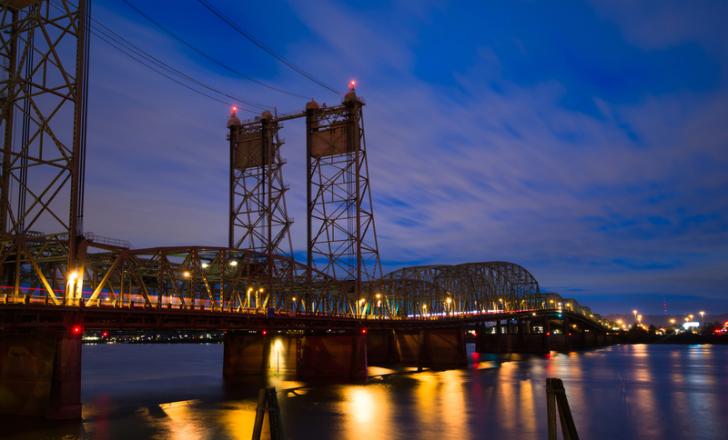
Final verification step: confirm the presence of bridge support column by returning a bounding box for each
[297,334,367,381]
[367,330,400,365]
[396,329,466,370]
[223,331,271,379]
[0,328,82,419]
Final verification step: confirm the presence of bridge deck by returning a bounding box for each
[0,301,602,332]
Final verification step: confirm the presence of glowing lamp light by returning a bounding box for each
[348,79,357,90]
[360,328,368,335]
[71,324,83,336]
[229,260,238,267]
[68,270,79,282]
[231,105,238,114]
[182,270,191,279]
[101,331,109,338]
[262,329,268,336]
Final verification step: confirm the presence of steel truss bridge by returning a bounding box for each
[0,233,604,326]
[0,1,617,421]
[0,0,608,327]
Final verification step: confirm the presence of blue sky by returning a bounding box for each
[83,0,728,315]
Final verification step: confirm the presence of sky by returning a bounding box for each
[80,0,728,315]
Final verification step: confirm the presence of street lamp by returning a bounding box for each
[699,311,705,326]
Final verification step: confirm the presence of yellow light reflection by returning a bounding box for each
[157,399,205,440]
[340,385,391,439]
[217,401,259,440]
[413,371,471,438]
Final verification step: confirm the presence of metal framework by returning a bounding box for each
[376,262,541,317]
[227,109,294,294]
[305,89,382,299]
[0,242,605,324]
[0,0,89,303]
[0,8,605,324]
[0,235,348,312]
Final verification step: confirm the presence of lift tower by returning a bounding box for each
[227,109,294,301]
[0,0,90,304]
[305,87,382,302]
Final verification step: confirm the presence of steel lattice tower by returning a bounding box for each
[227,110,294,288]
[0,0,89,303]
[305,89,382,299]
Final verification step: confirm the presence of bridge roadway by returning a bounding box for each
[0,301,614,420]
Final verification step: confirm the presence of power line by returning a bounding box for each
[195,0,340,96]
[120,0,310,100]
[50,0,268,112]
[91,19,268,111]
[93,31,235,108]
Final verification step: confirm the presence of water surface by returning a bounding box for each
[6,343,727,439]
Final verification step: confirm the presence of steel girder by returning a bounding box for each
[0,235,358,314]
[375,261,542,317]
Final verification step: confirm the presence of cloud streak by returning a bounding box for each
[81,0,728,314]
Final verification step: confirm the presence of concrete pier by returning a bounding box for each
[0,329,82,419]
[223,331,271,379]
[297,334,368,381]
[394,328,467,370]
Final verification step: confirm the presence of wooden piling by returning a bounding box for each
[546,378,579,440]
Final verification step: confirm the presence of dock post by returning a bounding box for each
[546,378,579,440]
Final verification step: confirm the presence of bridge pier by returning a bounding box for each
[394,328,467,370]
[297,333,368,381]
[223,331,271,379]
[0,328,82,420]
[366,329,400,365]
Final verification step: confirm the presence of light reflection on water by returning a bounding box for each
[4,343,728,440]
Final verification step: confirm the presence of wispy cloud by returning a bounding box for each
[82,0,728,313]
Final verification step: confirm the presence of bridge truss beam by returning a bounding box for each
[0,0,89,303]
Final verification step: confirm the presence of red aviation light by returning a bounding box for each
[71,324,83,336]
[101,331,109,338]
[261,329,268,336]
[348,79,357,90]
[231,105,238,114]
[360,327,368,335]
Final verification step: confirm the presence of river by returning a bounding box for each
[5,343,727,439]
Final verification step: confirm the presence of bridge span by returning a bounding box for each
[0,0,617,422]
[0,289,614,420]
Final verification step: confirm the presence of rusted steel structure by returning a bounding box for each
[0,1,616,422]
[0,0,605,325]
[305,88,382,296]
[374,262,541,318]
[0,0,90,304]
[226,109,293,270]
